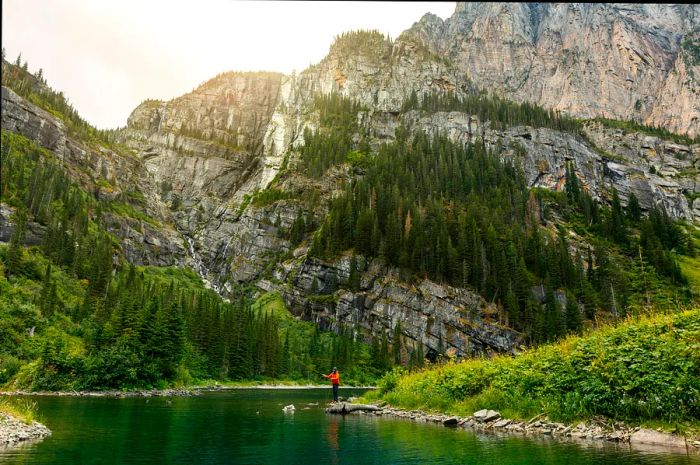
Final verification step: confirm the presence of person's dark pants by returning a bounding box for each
[332,384,339,402]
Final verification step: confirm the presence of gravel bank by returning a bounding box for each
[0,413,51,449]
[3,388,197,398]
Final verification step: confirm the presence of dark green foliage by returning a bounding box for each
[251,188,290,207]
[401,91,582,133]
[392,322,403,365]
[288,212,307,246]
[626,192,641,223]
[297,93,366,177]
[590,117,699,146]
[0,130,383,389]
[564,162,581,204]
[6,207,27,275]
[309,130,692,343]
[606,188,627,245]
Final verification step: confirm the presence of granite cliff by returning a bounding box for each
[404,3,700,137]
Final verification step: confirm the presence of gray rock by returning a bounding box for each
[404,3,700,137]
[442,417,460,426]
[493,419,512,428]
[629,428,688,449]
[473,409,501,422]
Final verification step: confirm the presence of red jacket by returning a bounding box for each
[325,372,340,385]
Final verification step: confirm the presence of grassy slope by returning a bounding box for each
[0,397,39,424]
[367,309,700,432]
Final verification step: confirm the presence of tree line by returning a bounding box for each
[402,90,583,133]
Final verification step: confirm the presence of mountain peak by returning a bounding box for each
[408,2,700,136]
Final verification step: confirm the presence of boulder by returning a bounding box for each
[629,428,687,449]
[473,409,501,422]
[442,417,460,426]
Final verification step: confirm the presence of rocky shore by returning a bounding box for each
[333,402,700,454]
[3,388,198,398]
[0,413,51,449]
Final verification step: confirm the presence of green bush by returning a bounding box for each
[378,366,407,394]
[0,355,22,384]
[380,309,700,424]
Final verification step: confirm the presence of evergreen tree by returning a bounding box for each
[564,292,582,334]
[608,188,627,245]
[6,207,27,275]
[627,192,641,223]
[392,321,403,365]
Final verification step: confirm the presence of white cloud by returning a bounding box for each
[2,0,455,129]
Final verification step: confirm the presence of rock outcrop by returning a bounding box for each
[119,71,283,203]
[0,85,187,267]
[359,405,699,453]
[261,254,523,358]
[404,3,700,137]
[361,110,700,222]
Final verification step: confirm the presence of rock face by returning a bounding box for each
[120,72,283,202]
[629,428,689,449]
[261,254,523,358]
[0,85,187,267]
[404,3,700,137]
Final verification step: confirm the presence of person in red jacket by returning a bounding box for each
[323,367,340,402]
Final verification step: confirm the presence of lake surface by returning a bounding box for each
[1,389,698,465]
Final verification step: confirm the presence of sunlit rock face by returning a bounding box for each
[404,3,700,138]
[120,71,283,202]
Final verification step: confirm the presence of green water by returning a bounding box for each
[1,389,697,465]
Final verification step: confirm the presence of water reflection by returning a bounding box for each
[325,415,341,464]
[1,390,697,465]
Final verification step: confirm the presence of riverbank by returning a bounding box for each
[372,310,699,444]
[336,402,700,454]
[2,388,198,398]
[0,412,51,449]
[0,384,376,398]
[191,381,377,390]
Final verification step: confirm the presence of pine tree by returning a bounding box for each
[608,188,627,244]
[347,255,360,291]
[6,207,27,275]
[564,162,580,203]
[39,263,57,317]
[627,192,641,223]
[392,321,403,365]
[564,292,582,334]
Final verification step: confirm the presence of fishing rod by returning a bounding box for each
[288,352,327,377]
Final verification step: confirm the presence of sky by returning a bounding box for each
[2,1,456,129]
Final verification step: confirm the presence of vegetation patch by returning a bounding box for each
[0,397,39,424]
[588,117,699,146]
[375,309,700,425]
